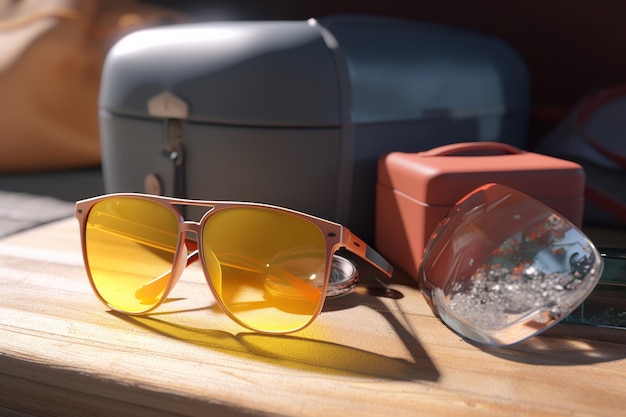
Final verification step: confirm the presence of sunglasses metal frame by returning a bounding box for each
[75,193,393,333]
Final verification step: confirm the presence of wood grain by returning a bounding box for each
[1,218,624,417]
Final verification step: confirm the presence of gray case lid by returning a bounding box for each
[318,15,529,124]
[99,15,529,127]
[99,21,342,127]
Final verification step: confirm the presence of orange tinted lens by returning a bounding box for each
[201,207,328,333]
[84,197,179,313]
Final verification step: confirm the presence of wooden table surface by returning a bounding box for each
[1,218,625,417]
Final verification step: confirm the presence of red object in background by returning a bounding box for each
[376,142,585,279]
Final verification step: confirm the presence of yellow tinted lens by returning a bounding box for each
[85,197,179,313]
[201,207,327,332]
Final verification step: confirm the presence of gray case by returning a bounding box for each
[99,15,530,242]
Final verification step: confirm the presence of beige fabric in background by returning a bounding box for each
[0,0,184,173]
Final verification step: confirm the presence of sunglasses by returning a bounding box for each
[419,183,604,346]
[75,194,393,333]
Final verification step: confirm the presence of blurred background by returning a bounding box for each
[1,0,624,240]
[151,0,626,142]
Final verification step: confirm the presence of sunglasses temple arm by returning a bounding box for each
[134,249,199,299]
[342,230,394,278]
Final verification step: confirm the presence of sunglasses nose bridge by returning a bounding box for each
[179,220,202,239]
[179,221,202,263]
[164,223,201,296]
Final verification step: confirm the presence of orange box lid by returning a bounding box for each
[378,142,585,206]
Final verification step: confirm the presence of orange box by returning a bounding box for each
[376,142,585,279]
